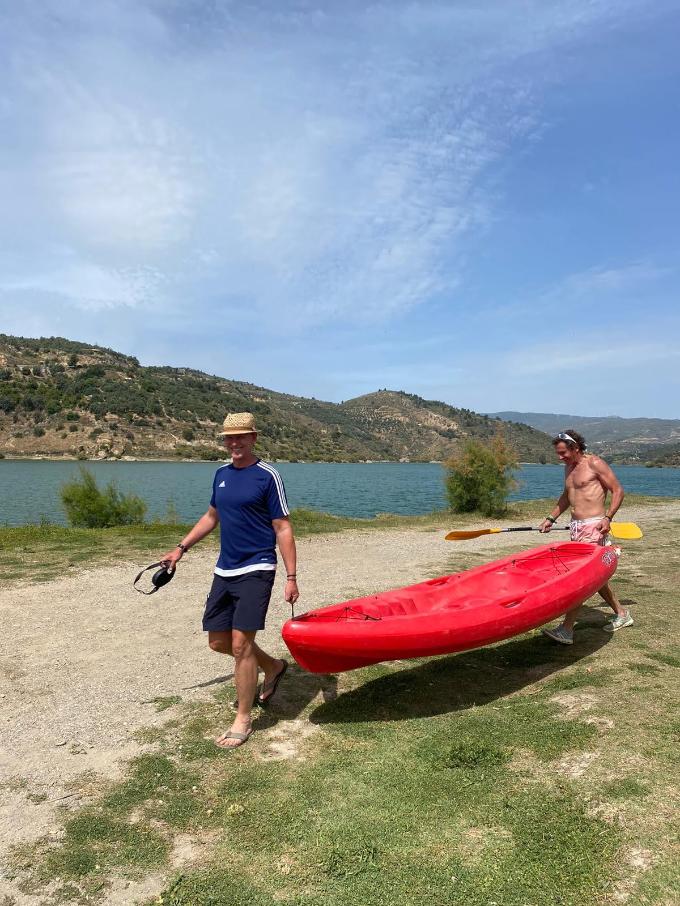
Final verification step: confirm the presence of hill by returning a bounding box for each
[608,442,680,468]
[0,335,552,463]
[491,410,680,459]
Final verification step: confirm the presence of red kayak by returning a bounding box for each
[282,542,619,673]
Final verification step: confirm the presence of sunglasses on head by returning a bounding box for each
[555,432,577,444]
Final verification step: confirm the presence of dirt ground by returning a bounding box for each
[0,501,676,902]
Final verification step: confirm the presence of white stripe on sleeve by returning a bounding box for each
[257,461,290,515]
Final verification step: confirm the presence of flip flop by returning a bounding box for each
[257,659,288,707]
[214,728,253,750]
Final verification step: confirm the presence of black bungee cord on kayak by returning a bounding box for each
[133,561,176,595]
[335,606,381,622]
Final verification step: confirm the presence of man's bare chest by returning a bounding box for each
[565,463,600,492]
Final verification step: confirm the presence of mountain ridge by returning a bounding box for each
[491,410,680,459]
[0,334,551,463]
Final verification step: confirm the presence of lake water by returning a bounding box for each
[1,460,679,527]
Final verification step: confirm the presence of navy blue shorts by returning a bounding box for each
[202,571,276,632]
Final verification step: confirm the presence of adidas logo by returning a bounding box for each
[218,480,226,487]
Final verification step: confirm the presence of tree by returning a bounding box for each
[60,468,147,528]
[444,432,518,516]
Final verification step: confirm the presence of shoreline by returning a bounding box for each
[0,454,440,464]
[2,453,679,469]
[0,494,676,537]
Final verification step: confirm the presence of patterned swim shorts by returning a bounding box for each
[569,516,610,546]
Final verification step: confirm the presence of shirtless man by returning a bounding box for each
[539,429,632,644]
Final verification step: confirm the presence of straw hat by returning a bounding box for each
[218,412,258,436]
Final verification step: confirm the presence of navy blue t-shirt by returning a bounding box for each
[209,459,290,576]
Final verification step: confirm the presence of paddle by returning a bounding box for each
[445,522,643,541]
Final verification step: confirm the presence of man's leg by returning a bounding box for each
[208,631,283,686]
[597,582,624,616]
[543,604,580,644]
[599,582,634,632]
[229,572,286,704]
[215,629,258,748]
[561,605,581,632]
[208,630,232,655]
[254,642,287,704]
[544,522,583,642]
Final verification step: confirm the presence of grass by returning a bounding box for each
[0,521,207,585]
[148,696,183,712]
[17,608,675,905]
[643,649,680,668]
[601,777,651,799]
[0,494,662,586]
[542,665,620,691]
[7,497,679,904]
[0,499,559,586]
[0,508,459,585]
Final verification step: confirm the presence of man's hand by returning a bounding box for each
[160,547,183,570]
[284,578,299,605]
[539,518,554,533]
[595,516,611,539]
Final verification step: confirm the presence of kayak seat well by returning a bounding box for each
[377,597,424,617]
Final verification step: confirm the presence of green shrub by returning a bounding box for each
[444,432,518,516]
[60,468,147,528]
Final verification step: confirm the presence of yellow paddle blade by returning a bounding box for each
[444,528,502,540]
[610,522,643,540]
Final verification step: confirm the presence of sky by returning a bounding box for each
[1,0,679,418]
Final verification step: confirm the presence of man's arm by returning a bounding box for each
[160,506,220,568]
[539,489,570,533]
[592,457,624,528]
[272,516,299,605]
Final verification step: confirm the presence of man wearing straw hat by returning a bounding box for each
[160,412,299,749]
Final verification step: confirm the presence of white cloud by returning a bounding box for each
[1,0,649,328]
[504,338,680,376]
[0,242,166,312]
[546,262,673,300]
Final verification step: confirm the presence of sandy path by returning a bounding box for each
[0,525,451,874]
[0,501,675,901]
